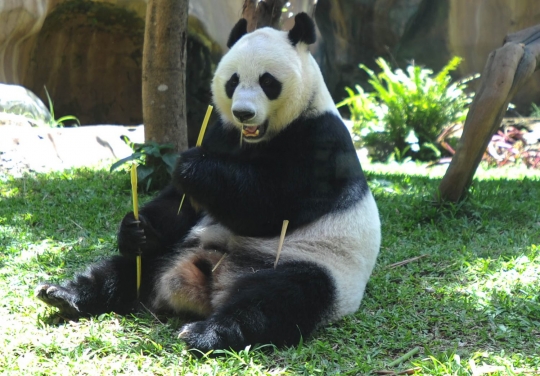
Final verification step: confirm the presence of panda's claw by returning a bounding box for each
[177,326,190,339]
[124,220,141,228]
[35,283,80,316]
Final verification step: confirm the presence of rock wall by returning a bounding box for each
[0,0,230,135]
[26,1,146,125]
[314,0,423,101]
[316,0,540,112]
[0,1,61,85]
[2,0,540,126]
[447,0,540,112]
[394,0,540,112]
[448,0,540,73]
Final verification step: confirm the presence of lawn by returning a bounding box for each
[0,163,538,375]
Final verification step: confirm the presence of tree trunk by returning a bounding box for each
[438,24,540,202]
[142,0,188,153]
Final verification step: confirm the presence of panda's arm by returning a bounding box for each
[170,121,307,236]
[173,145,302,237]
[117,185,200,259]
[173,116,362,237]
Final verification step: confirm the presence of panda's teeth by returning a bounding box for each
[242,125,259,137]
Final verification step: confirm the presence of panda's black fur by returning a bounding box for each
[36,13,380,353]
[177,112,368,237]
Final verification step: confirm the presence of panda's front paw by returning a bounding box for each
[179,320,247,354]
[173,147,206,195]
[179,147,204,165]
[118,212,161,258]
[174,147,204,180]
[35,283,80,317]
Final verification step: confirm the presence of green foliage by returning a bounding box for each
[0,165,539,374]
[530,103,540,117]
[43,86,80,127]
[110,136,177,192]
[338,57,474,162]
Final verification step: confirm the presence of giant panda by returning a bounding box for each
[35,13,381,353]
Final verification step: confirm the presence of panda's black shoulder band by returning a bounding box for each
[227,19,248,48]
[288,12,316,46]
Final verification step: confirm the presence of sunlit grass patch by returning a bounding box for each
[462,246,540,304]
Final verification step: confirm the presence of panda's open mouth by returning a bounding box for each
[242,121,268,140]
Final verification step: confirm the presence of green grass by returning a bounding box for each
[0,164,539,375]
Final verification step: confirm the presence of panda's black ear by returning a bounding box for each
[288,12,316,46]
[227,19,248,48]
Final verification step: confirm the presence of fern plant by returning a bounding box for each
[338,57,474,162]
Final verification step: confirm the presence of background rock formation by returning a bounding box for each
[395,0,540,113]
[26,1,146,125]
[1,0,540,130]
[0,0,227,146]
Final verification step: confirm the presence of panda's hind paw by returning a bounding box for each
[35,283,80,316]
[179,320,247,355]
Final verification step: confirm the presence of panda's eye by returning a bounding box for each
[259,73,282,100]
[261,75,273,86]
[225,73,240,99]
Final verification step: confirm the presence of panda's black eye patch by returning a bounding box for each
[225,73,240,99]
[259,73,282,100]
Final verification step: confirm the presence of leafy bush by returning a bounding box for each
[110,136,177,192]
[338,57,474,162]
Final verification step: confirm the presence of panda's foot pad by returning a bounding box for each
[35,284,80,316]
[179,320,246,354]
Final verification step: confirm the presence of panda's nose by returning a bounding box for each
[232,110,255,122]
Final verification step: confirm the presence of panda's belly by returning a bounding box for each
[186,192,381,318]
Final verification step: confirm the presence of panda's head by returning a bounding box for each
[212,13,335,143]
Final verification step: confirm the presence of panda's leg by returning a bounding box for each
[151,250,226,318]
[35,255,160,317]
[179,261,336,353]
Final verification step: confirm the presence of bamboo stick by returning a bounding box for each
[130,163,142,298]
[177,105,213,214]
[274,220,289,268]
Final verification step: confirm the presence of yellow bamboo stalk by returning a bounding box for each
[196,105,213,147]
[131,163,142,298]
[177,105,213,214]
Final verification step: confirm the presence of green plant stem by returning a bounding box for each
[387,347,420,367]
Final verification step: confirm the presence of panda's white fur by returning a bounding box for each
[35,13,381,353]
[212,27,338,142]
